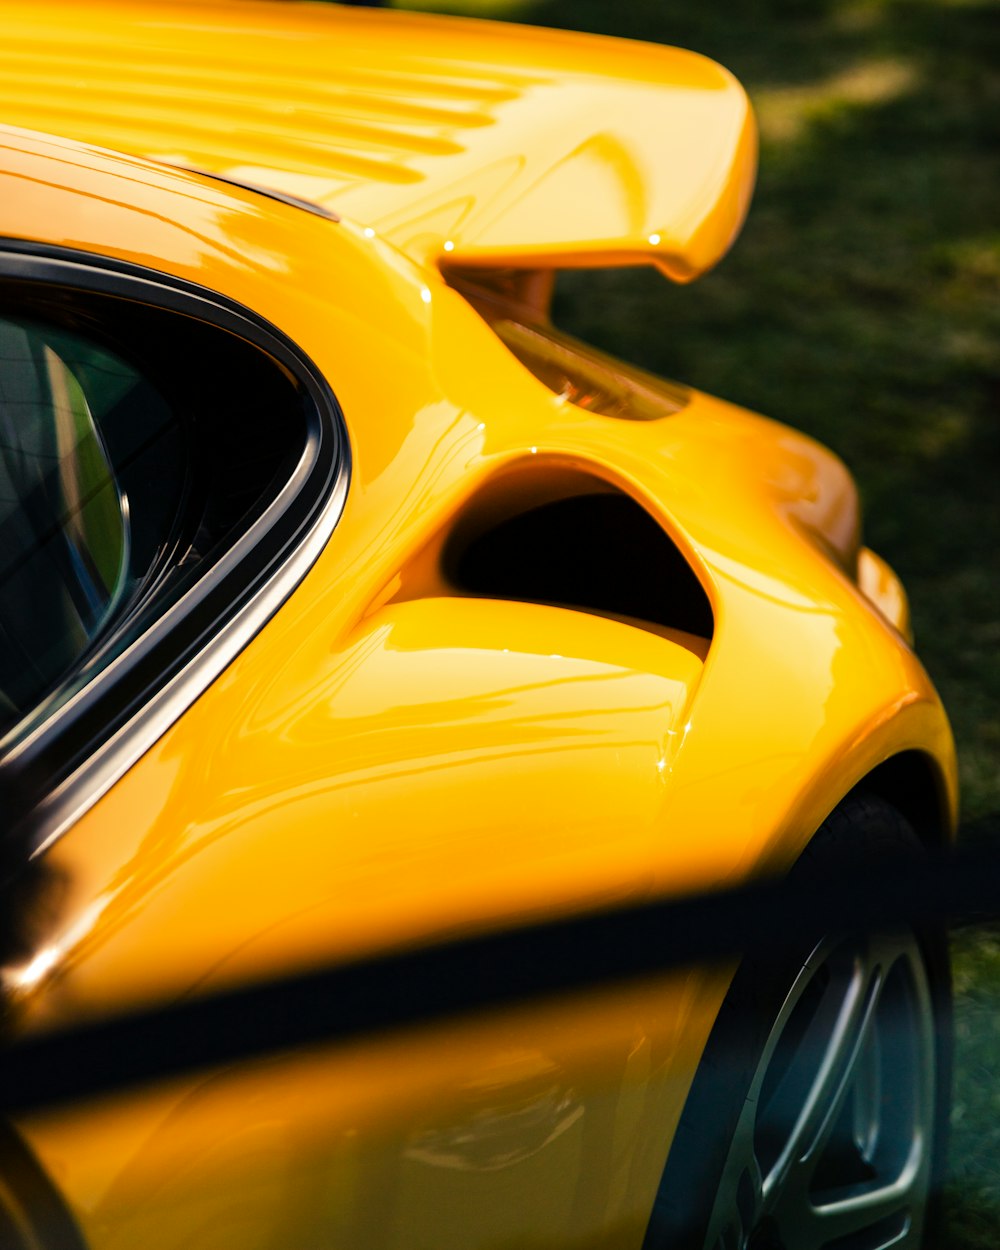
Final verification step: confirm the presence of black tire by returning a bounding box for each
[643,792,952,1250]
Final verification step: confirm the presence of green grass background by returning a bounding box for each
[388,0,1000,1241]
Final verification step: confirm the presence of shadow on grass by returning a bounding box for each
[942,1183,1000,1250]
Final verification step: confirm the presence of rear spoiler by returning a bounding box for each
[372,42,758,284]
[0,3,756,284]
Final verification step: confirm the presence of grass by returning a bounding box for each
[950,925,1000,1241]
[388,0,1000,1242]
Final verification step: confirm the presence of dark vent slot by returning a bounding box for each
[445,493,713,640]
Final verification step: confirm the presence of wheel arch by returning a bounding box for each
[846,749,953,849]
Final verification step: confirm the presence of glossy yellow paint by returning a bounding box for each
[15,968,734,1250]
[0,8,956,1246]
[858,544,913,643]
[0,0,755,280]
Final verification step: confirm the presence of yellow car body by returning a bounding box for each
[0,3,956,1248]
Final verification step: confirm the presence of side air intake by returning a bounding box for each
[441,472,713,642]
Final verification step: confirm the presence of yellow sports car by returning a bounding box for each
[0,2,957,1248]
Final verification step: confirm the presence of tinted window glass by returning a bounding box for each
[0,316,182,732]
[0,278,314,756]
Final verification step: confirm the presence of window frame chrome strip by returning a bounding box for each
[0,241,351,857]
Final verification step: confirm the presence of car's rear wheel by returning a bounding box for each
[644,792,950,1250]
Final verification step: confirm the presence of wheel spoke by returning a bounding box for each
[675,927,936,1250]
[765,935,934,1250]
[795,956,885,1179]
[800,934,934,1191]
[758,939,885,1203]
[850,998,883,1161]
[703,1103,765,1249]
[806,1165,921,1245]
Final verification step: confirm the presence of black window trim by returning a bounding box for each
[0,240,351,856]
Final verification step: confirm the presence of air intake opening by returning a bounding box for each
[442,472,713,642]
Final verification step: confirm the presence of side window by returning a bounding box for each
[0,317,182,731]
[0,253,346,846]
